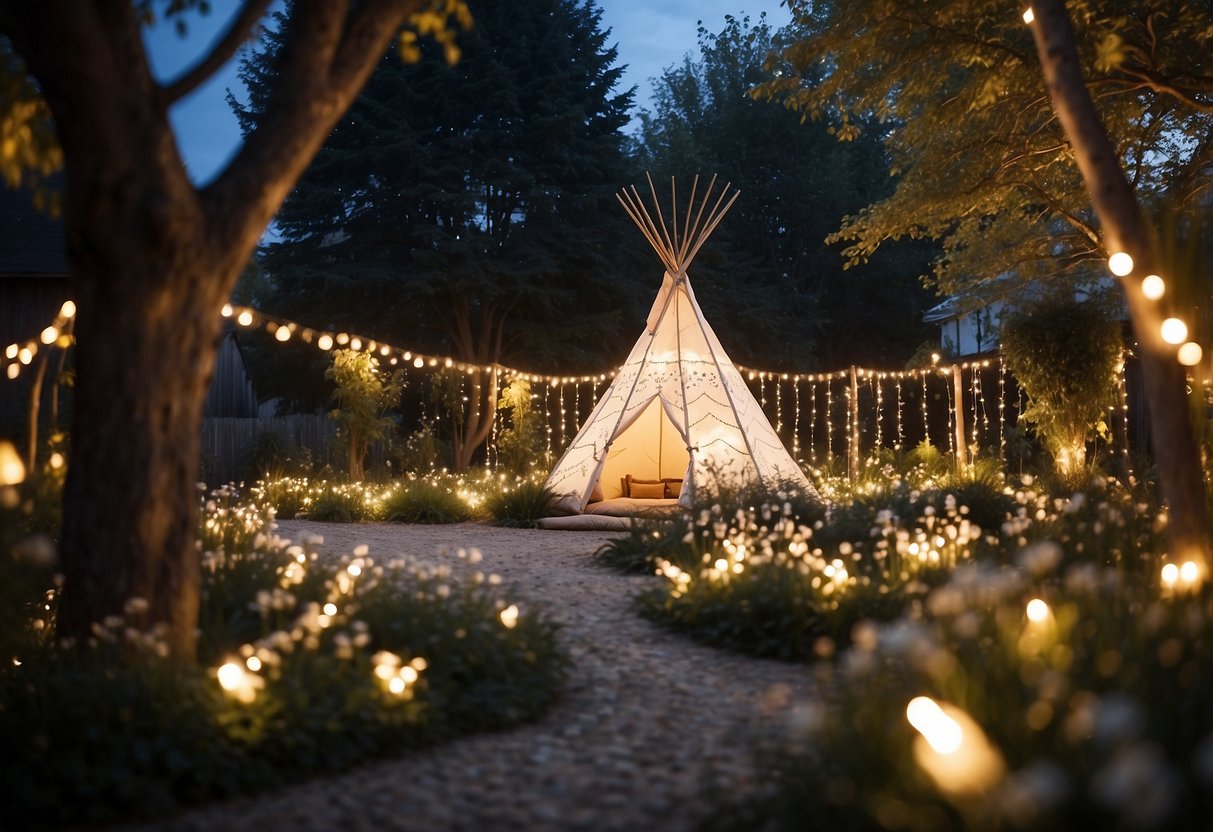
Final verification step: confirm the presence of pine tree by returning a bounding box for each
[236,0,641,468]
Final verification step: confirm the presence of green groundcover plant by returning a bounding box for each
[0,486,566,828]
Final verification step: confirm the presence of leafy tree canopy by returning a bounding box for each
[757,0,1213,310]
[633,15,938,369]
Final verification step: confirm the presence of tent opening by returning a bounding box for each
[597,396,689,499]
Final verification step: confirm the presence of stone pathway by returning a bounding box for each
[131,521,816,832]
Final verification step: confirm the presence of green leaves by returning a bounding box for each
[757,0,1213,307]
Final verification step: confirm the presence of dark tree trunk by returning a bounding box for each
[1030,0,1210,563]
[2,0,425,659]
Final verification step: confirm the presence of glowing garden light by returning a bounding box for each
[499,604,519,629]
[317,334,334,351]
[1178,342,1203,366]
[907,696,1006,798]
[275,326,291,342]
[236,310,254,327]
[40,326,58,344]
[413,357,425,368]
[1108,251,1134,276]
[0,440,26,485]
[323,602,337,616]
[906,697,963,754]
[1025,598,1050,622]
[221,303,233,317]
[1161,562,1179,588]
[60,300,76,318]
[1180,560,1201,586]
[1161,318,1188,345]
[1141,274,1165,300]
[4,344,16,359]
[216,659,261,703]
[336,333,349,345]
[1022,8,1034,24]
[245,655,262,672]
[18,347,33,365]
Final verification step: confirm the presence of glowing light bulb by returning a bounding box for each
[906,696,963,754]
[60,300,76,318]
[1025,598,1050,622]
[1178,342,1203,366]
[236,311,254,327]
[323,602,337,616]
[0,441,26,485]
[388,676,407,695]
[40,326,58,345]
[499,604,520,629]
[317,334,334,351]
[18,347,33,365]
[221,303,233,317]
[1108,251,1134,276]
[245,655,262,672]
[1141,274,1165,300]
[350,337,362,351]
[49,452,64,470]
[275,326,291,342]
[1180,561,1200,584]
[413,357,425,369]
[336,333,349,345]
[4,344,16,359]
[1161,318,1188,345]
[1161,563,1179,587]
[1022,8,1034,23]
[217,661,245,691]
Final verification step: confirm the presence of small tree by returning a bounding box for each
[325,349,402,482]
[1001,294,1122,478]
[495,379,546,473]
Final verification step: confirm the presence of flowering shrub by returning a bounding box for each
[636,496,982,659]
[629,473,1163,663]
[712,555,1213,831]
[0,490,566,828]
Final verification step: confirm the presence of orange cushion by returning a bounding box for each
[662,478,684,499]
[622,474,662,497]
[590,481,604,503]
[629,481,666,499]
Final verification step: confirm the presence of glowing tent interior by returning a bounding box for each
[541,175,815,525]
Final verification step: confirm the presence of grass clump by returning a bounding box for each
[484,480,555,528]
[384,479,471,524]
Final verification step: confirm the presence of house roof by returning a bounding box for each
[0,184,68,276]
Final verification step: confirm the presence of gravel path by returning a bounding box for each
[135,521,816,832]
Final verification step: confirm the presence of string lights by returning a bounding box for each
[4,299,1148,481]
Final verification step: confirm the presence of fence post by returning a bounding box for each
[951,364,967,471]
[848,365,860,480]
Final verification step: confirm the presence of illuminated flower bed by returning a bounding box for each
[629,474,1167,663]
[250,471,544,525]
[711,555,1213,831]
[0,491,566,828]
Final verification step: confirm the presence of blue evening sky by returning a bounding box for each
[142,1,791,185]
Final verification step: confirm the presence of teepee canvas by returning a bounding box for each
[544,175,815,514]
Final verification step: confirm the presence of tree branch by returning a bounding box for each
[160,0,274,104]
[204,0,420,256]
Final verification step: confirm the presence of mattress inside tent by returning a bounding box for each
[537,497,683,531]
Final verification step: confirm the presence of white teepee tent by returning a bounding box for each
[544,175,815,514]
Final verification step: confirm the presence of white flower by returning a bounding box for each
[1017,540,1063,577]
[1091,743,1179,827]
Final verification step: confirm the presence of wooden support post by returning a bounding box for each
[951,364,967,472]
[848,365,860,480]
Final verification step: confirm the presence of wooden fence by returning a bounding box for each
[200,414,341,485]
